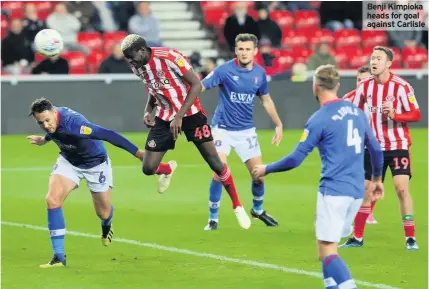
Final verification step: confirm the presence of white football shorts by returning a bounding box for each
[212,127,262,163]
[315,192,363,243]
[51,155,113,193]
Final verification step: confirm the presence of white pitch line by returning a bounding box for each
[1,221,402,289]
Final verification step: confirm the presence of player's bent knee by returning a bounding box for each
[395,186,409,200]
[45,191,63,209]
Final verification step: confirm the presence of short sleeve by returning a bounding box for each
[201,66,224,90]
[166,50,192,76]
[257,71,269,96]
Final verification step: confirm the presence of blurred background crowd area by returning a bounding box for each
[1,1,428,80]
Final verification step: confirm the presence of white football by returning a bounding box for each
[34,29,64,57]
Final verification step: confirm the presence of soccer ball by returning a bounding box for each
[34,29,64,57]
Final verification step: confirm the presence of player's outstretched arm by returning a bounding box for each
[260,94,283,146]
[252,118,321,178]
[72,122,144,160]
[200,67,223,93]
[26,134,50,146]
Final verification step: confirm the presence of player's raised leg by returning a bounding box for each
[394,174,419,250]
[40,172,77,268]
[204,152,227,230]
[245,156,278,226]
[195,141,251,229]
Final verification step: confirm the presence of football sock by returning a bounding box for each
[402,215,415,238]
[251,181,264,214]
[217,165,242,209]
[322,255,357,289]
[155,163,172,175]
[48,207,65,261]
[353,205,370,240]
[209,178,222,221]
[370,200,376,215]
[101,205,114,227]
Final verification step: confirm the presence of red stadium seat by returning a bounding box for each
[78,32,103,51]
[294,10,320,29]
[247,10,258,21]
[291,47,312,64]
[402,47,428,69]
[204,10,229,28]
[200,1,224,11]
[334,29,361,49]
[282,29,309,49]
[1,1,24,13]
[103,32,127,52]
[37,10,51,21]
[29,1,54,13]
[62,51,87,74]
[87,50,107,73]
[9,11,24,19]
[270,11,293,29]
[308,28,334,46]
[361,31,388,48]
[1,15,8,39]
[348,48,369,69]
[332,49,348,69]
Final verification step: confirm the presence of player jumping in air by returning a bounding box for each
[343,66,379,225]
[121,34,251,229]
[252,65,384,289]
[201,34,283,230]
[27,98,147,268]
[340,46,421,250]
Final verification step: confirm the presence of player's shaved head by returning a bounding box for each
[314,64,340,91]
[29,98,58,133]
[29,97,54,116]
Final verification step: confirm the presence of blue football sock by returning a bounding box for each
[101,205,114,226]
[48,207,65,261]
[322,255,357,289]
[252,182,264,213]
[209,178,222,220]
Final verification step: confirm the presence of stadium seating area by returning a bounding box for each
[1,1,428,76]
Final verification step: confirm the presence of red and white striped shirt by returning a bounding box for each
[131,47,203,121]
[343,89,373,127]
[352,73,420,151]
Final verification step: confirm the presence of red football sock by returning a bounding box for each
[217,165,241,209]
[155,163,172,175]
[370,200,376,214]
[353,206,371,239]
[402,215,415,238]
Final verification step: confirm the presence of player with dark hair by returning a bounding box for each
[252,64,384,289]
[340,46,421,250]
[343,66,379,225]
[28,98,146,268]
[121,34,251,229]
[201,33,283,230]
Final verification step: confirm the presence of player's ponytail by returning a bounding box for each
[314,64,340,91]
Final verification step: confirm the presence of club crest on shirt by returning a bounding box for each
[156,70,165,78]
[175,57,186,68]
[253,76,259,84]
[148,140,156,148]
[386,95,394,102]
[80,125,92,135]
[300,129,309,142]
[407,92,416,103]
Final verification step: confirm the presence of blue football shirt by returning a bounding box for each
[201,59,269,131]
[46,107,108,169]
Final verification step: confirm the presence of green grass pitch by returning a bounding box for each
[1,129,427,289]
